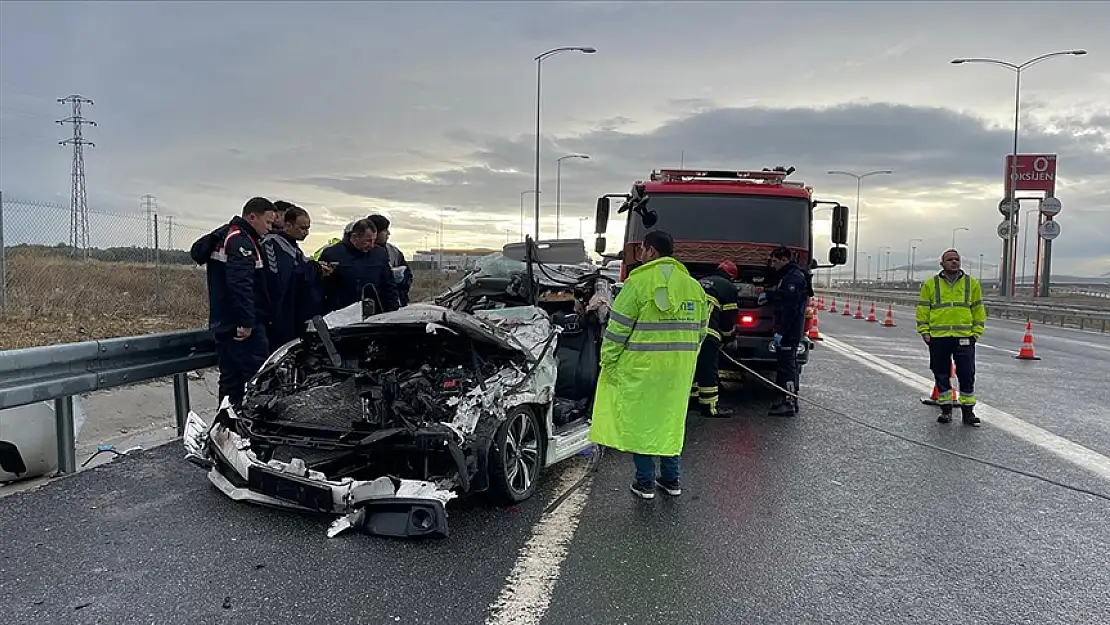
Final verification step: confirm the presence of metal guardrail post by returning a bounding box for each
[54,396,77,474]
[173,372,191,435]
[0,189,7,315]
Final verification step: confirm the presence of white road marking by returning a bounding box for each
[486,459,594,625]
[821,334,1110,483]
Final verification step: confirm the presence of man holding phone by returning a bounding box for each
[915,249,986,426]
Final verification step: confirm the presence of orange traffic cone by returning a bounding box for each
[866,302,878,322]
[854,301,864,319]
[881,304,896,327]
[817,296,825,311]
[921,363,958,405]
[829,299,838,313]
[808,308,823,341]
[842,298,852,316]
[1015,320,1041,360]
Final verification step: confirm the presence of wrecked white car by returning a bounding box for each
[184,239,611,539]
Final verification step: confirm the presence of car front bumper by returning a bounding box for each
[183,404,457,539]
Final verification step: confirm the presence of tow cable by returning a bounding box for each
[719,348,1110,504]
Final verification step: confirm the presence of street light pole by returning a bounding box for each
[534,46,596,241]
[878,245,891,284]
[827,169,893,288]
[951,227,969,249]
[906,238,922,283]
[951,49,1086,301]
[556,153,590,238]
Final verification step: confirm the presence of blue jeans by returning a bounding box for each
[633,454,681,485]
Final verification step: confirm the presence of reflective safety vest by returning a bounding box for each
[588,256,709,457]
[915,271,986,338]
[312,237,341,261]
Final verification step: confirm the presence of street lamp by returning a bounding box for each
[906,238,922,283]
[979,253,985,281]
[556,153,590,237]
[951,227,969,249]
[878,245,891,284]
[951,49,1086,300]
[520,190,539,241]
[578,216,587,240]
[827,169,893,287]
[534,46,597,241]
[438,207,458,270]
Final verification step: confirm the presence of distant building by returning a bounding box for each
[411,248,498,270]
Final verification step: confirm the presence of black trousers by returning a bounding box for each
[928,336,975,397]
[693,337,721,412]
[775,339,800,403]
[216,325,269,406]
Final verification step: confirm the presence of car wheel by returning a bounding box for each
[489,406,544,505]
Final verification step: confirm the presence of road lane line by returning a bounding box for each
[486,459,594,625]
[821,334,1110,483]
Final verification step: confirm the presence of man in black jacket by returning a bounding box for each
[367,214,414,306]
[317,218,400,315]
[190,197,277,406]
[766,246,809,417]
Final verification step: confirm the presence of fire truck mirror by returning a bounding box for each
[594,236,607,255]
[828,246,848,266]
[639,205,658,229]
[831,204,849,245]
[595,197,610,233]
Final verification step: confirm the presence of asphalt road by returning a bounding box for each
[1,320,1108,625]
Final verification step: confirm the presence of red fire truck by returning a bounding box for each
[592,166,849,375]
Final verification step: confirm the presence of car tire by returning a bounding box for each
[488,406,544,505]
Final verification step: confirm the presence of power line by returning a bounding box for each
[57,95,96,259]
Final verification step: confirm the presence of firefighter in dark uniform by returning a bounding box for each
[190,197,277,407]
[765,246,809,416]
[692,260,740,418]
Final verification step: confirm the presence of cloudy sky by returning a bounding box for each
[1,1,1108,277]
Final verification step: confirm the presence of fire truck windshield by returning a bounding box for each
[627,193,811,247]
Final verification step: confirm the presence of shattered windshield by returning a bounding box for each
[628,193,811,248]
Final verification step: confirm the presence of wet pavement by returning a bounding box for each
[1,315,1108,624]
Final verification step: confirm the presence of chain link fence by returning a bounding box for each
[0,192,211,349]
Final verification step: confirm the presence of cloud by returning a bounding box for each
[3,2,1109,273]
[292,101,1109,274]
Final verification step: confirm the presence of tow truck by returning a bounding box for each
[592,166,849,376]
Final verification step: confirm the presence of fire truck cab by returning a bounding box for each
[593,167,849,375]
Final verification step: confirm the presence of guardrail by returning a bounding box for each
[818,289,1110,333]
[0,329,217,474]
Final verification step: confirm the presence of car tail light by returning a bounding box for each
[740,315,755,326]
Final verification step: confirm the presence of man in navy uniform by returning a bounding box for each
[764,246,809,417]
[190,197,277,406]
[261,201,333,350]
[317,218,400,315]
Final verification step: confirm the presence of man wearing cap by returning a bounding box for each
[916,249,986,426]
[691,260,740,418]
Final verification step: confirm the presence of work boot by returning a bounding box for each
[937,405,953,424]
[699,403,732,418]
[961,405,981,427]
[768,399,797,417]
[630,481,656,500]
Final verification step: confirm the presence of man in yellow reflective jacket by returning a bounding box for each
[589,230,710,500]
[916,249,986,426]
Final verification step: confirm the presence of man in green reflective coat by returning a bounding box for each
[589,230,709,500]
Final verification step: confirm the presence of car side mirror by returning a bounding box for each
[595,197,610,234]
[594,237,607,255]
[831,204,849,245]
[828,246,847,266]
[642,209,658,229]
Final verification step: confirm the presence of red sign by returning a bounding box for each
[1004,154,1057,193]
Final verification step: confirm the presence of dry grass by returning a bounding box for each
[1,255,465,350]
